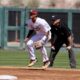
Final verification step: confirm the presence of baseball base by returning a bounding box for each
[0,75,18,80]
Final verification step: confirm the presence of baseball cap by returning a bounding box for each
[29,10,38,16]
[51,15,60,21]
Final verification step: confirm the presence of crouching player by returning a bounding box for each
[24,10,51,68]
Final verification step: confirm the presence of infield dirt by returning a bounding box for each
[0,66,80,80]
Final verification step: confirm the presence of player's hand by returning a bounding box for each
[34,40,43,49]
[51,46,55,50]
[24,38,29,43]
[66,46,71,50]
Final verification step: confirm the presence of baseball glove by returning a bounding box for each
[33,40,43,49]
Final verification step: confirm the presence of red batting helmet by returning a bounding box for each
[30,10,38,16]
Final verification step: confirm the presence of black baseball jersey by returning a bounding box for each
[51,23,71,40]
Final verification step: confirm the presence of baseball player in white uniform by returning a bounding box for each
[24,10,51,68]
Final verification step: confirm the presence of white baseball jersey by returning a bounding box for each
[27,17,51,35]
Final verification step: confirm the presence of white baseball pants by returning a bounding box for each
[26,34,49,62]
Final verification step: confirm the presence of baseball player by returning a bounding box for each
[24,10,51,68]
[49,15,76,68]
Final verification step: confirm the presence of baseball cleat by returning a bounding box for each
[28,59,37,67]
[42,61,50,69]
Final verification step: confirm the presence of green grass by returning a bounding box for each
[0,48,80,69]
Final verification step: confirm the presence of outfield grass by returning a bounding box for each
[0,48,80,69]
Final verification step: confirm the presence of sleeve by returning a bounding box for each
[40,20,51,32]
[27,30,34,38]
[62,25,71,37]
[39,21,51,43]
[27,20,34,30]
[26,20,34,38]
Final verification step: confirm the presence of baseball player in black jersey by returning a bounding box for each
[49,16,76,68]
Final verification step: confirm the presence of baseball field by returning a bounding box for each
[0,48,80,80]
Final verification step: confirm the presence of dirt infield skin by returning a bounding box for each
[0,67,80,80]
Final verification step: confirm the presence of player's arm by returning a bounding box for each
[66,35,73,50]
[65,29,72,46]
[67,35,73,45]
[24,19,35,42]
[34,31,50,49]
[67,31,74,48]
[50,25,56,50]
[41,30,51,43]
[24,30,34,42]
[41,21,51,42]
[50,25,56,44]
[63,26,73,49]
[27,30,34,38]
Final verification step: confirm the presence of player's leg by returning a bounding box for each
[26,34,41,67]
[49,47,60,67]
[65,39,76,68]
[49,39,63,67]
[27,40,37,67]
[40,46,50,68]
[68,48,76,68]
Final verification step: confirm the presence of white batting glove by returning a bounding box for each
[66,46,71,50]
[24,38,29,43]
